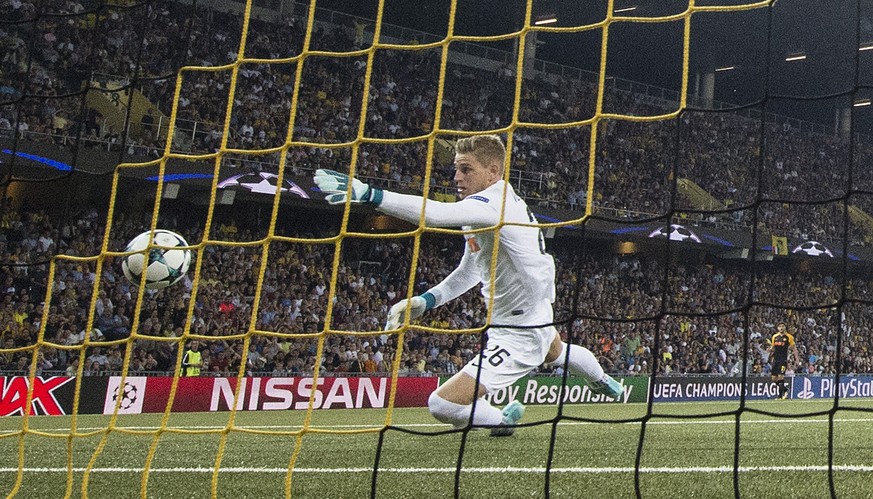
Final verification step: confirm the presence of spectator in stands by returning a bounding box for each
[65,357,80,376]
[34,350,53,375]
[86,347,108,368]
[84,360,103,376]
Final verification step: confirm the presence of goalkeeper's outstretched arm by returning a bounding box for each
[312,169,500,227]
[385,245,480,330]
[312,168,489,330]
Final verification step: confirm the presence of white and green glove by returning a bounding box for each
[313,169,383,205]
[385,293,436,330]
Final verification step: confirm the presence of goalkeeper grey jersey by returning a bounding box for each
[378,180,556,327]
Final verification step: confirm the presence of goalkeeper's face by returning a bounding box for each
[453,153,499,199]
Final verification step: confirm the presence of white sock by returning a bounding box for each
[559,342,606,383]
[428,392,504,428]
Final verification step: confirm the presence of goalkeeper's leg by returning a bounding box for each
[428,375,524,437]
[428,391,503,428]
[427,367,524,437]
[428,373,503,428]
[547,337,623,399]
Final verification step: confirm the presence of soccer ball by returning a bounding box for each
[121,229,192,289]
[648,224,702,243]
[792,240,834,257]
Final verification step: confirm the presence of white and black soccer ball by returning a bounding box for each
[648,224,702,243]
[122,229,192,290]
[792,240,834,257]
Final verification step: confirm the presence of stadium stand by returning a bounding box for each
[1,199,871,379]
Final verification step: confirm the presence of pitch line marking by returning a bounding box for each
[2,465,873,474]
[12,416,873,433]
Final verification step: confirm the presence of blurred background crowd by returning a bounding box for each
[2,201,871,379]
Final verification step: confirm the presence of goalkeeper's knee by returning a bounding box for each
[428,392,469,428]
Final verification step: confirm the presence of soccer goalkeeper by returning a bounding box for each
[314,134,622,436]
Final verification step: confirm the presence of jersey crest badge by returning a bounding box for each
[466,236,481,253]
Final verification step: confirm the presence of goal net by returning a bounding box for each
[2,0,872,497]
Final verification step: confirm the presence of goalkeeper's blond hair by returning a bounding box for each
[456,135,506,174]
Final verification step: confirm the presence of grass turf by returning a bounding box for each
[0,399,871,498]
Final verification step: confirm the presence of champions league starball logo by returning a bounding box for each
[113,381,139,411]
[104,377,146,414]
[792,240,834,257]
[648,224,702,243]
[218,172,310,198]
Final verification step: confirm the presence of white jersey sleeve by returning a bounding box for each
[426,244,481,307]
[377,191,499,227]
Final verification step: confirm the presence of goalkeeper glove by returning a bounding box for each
[313,169,383,205]
[385,293,436,330]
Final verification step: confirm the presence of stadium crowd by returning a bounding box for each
[4,0,873,246]
[4,0,873,379]
[2,199,873,380]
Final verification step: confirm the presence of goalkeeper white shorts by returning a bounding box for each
[460,325,557,393]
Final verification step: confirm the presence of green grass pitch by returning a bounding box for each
[1,399,872,498]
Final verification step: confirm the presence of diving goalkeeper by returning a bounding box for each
[313,134,622,436]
